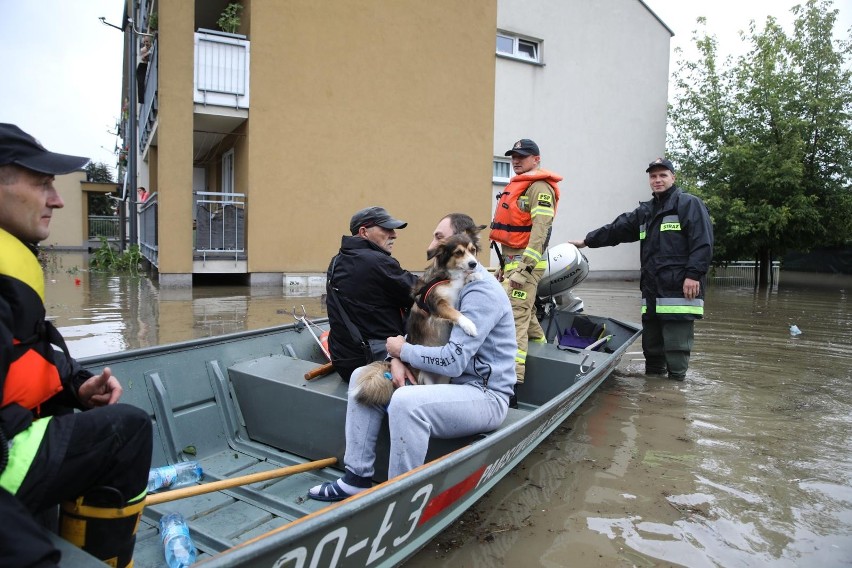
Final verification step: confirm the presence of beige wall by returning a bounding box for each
[45,171,87,249]
[245,0,498,273]
[156,0,196,275]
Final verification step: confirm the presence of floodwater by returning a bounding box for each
[43,253,852,567]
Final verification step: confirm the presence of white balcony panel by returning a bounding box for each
[194,30,250,109]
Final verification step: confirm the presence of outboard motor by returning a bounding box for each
[536,243,589,314]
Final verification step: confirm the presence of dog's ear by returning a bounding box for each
[466,224,487,252]
[426,246,440,260]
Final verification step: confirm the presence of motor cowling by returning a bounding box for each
[536,243,589,312]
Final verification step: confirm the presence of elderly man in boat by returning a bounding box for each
[310,213,517,501]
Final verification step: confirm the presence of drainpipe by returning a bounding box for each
[128,17,138,248]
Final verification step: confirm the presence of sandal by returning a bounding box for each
[308,479,366,502]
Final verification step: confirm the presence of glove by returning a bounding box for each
[508,270,527,287]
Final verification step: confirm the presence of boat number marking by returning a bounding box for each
[273,484,433,567]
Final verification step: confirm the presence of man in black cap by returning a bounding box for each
[0,123,152,567]
[489,139,562,399]
[325,206,419,382]
[570,157,714,381]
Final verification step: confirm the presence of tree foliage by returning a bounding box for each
[668,0,852,285]
[85,161,117,216]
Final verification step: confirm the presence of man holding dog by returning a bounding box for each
[569,158,713,380]
[326,206,419,382]
[490,139,562,395]
[309,213,516,501]
[0,124,152,567]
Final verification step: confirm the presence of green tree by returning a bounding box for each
[668,0,852,287]
[85,161,118,216]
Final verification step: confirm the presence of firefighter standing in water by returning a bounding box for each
[490,139,562,406]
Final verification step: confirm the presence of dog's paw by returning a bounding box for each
[457,315,478,336]
[465,271,483,283]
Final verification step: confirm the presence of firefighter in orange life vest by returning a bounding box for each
[490,139,562,402]
[0,123,152,567]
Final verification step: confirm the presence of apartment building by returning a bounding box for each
[123,0,671,287]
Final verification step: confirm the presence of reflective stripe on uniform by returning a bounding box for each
[0,417,52,494]
[641,297,704,315]
[639,222,647,240]
[661,215,681,232]
[522,247,543,263]
[530,205,554,218]
[515,349,527,364]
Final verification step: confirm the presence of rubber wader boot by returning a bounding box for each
[59,489,146,568]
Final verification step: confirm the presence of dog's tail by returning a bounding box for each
[351,361,395,406]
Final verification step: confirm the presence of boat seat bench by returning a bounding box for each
[228,354,525,483]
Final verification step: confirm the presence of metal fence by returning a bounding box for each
[709,261,780,287]
[88,215,120,239]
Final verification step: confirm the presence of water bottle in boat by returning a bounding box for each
[160,512,198,568]
[147,462,203,493]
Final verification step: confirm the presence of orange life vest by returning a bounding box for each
[0,229,65,413]
[490,169,562,249]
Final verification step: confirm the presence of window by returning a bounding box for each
[493,158,512,185]
[496,32,541,63]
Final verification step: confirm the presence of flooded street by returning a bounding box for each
[44,253,852,567]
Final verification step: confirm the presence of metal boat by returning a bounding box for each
[54,310,638,567]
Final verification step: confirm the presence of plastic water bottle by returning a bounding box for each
[147,462,203,493]
[790,324,802,336]
[160,512,197,568]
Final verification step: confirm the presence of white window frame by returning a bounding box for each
[496,32,542,63]
[492,157,512,185]
[222,149,235,194]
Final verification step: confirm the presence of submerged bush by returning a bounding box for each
[90,237,141,274]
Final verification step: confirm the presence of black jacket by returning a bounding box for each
[326,236,418,379]
[585,185,714,320]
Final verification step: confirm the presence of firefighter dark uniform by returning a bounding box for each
[0,228,152,567]
[584,181,713,379]
[491,166,562,384]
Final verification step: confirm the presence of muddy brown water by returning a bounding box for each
[43,254,852,567]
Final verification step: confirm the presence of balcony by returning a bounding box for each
[194,29,250,109]
[193,191,247,274]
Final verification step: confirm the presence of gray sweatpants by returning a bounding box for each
[344,366,508,480]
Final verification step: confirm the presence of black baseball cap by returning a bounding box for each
[350,206,408,235]
[646,157,675,173]
[504,138,540,157]
[0,123,89,175]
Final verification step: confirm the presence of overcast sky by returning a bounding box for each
[1,1,849,177]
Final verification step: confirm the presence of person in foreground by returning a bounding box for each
[0,123,152,567]
[309,213,517,501]
[489,138,562,395]
[326,206,418,382]
[569,158,713,380]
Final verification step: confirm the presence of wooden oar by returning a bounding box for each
[304,361,334,380]
[144,457,337,506]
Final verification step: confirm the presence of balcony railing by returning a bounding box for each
[139,194,158,267]
[194,191,246,262]
[139,40,158,152]
[194,30,250,109]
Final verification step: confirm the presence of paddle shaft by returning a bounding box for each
[144,457,337,506]
[305,361,334,380]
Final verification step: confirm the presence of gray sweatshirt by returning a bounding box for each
[399,264,517,400]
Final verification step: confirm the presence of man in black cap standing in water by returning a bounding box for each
[570,158,714,381]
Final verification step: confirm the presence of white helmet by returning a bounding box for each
[537,243,589,300]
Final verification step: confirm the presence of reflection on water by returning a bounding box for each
[41,256,852,566]
[43,253,326,358]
